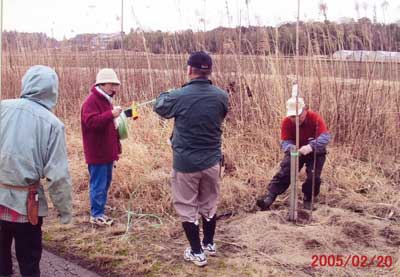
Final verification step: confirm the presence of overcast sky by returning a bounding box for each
[2,0,400,39]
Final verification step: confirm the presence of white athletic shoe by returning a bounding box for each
[202,243,217,256]
[89,215,114,226]
[183,247,207,266]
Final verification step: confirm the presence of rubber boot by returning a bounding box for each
[256,193,277,211]
[202,215,216,246]
[182,222,202,254]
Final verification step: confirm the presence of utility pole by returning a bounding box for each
[0,0,3,141]
[0,0,3,101]
[120,0,124,51]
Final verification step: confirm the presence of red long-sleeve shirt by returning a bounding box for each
[281,111,328,147]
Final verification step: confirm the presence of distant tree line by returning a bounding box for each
[121,19,400,55]
[2,31,59,50]
[3,18,400,55]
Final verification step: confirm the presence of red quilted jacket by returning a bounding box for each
[81,85,121,164]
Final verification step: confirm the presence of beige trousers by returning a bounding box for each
[171,163,220,222]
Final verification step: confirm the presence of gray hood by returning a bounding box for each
[20,65,59,110]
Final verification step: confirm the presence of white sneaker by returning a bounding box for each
[202,243,217,256]
[105,205,116,211]
[183,247,207,267]
[90,215,114,226]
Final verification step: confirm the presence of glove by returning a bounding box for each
[299,144,313,155]
[114,118,120,130]
[112,106,122,118]
[284,144,295,153]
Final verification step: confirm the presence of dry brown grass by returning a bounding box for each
[2,49,400,276]
[41,108,399,276]
[41,119,400,276]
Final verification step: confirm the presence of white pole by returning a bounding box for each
[295,1,300,160]
[289,0,300,222]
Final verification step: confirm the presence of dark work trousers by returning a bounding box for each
[0,218,43,277]
[268,152,326,199]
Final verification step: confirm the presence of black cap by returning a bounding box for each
[187,51,212,70]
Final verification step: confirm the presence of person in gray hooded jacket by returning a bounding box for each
[0,65,72,277]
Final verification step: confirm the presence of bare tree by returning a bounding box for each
[354,1,360,19]
[381,0,389,23]
[373,4,377,23]
[225,0,232,27]
[362,1,368,18]
[245,0,251,27]
[319,1,328,22]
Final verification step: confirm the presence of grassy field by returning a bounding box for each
[2,51,400,276]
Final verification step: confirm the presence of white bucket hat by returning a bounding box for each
[95,68,120,85]
[286,96,305,116]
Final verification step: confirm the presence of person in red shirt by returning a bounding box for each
[81,68,122,226]
[256,96,331,210]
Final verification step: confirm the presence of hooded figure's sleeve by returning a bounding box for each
[43,124,72,224]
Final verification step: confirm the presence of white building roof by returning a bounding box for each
[332,50,400,62]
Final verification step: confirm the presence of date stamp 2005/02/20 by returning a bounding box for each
[311,255,395,268]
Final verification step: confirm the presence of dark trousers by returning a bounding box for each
[268,152,326,199]
[0,218,43,277]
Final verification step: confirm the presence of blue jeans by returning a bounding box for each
[88,163,113,217]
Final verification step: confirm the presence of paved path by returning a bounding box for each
[12,249,101,277]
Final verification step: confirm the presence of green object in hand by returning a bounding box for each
[117,112,128,140]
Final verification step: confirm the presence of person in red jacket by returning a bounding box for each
[256,96,331,211]
[81,68,122,226]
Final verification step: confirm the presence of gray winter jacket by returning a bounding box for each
[0,65,72,224]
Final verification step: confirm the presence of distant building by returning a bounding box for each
[338,17,355,24]
[90,33,122,50]
[332,50,400,62]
